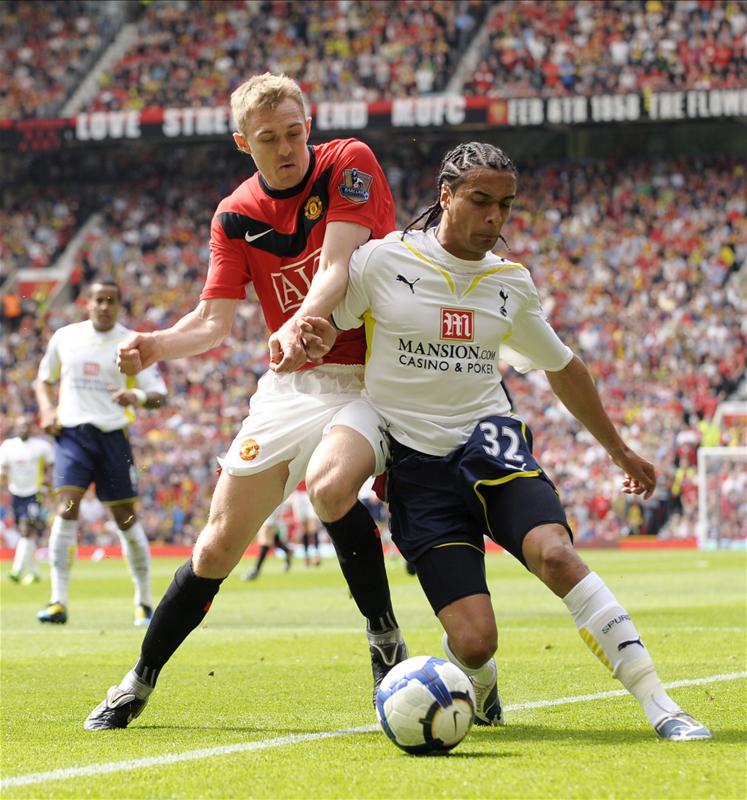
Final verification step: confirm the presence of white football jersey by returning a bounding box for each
[37,320,167,432]
[333,228,573,455]
[0,436,54,497]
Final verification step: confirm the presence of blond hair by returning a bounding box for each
[230,73,307,136]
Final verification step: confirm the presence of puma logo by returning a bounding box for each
[617,637,644,652]
[396,274,420,294]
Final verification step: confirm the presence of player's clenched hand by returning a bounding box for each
[268,318,308,373]
[39,408,61,437]
[611,447,656,499]
[298,316,337,361]
[110,388,139,407]
[117,332,161,375]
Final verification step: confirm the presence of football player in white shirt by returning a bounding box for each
[317,142,710,741]
[0,415,54,584]
[34,279,167,627]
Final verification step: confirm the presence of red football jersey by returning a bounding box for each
[202,138,396,365]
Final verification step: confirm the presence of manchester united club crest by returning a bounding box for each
[338,167,372,203]
[303,195,323,221]
[239,438,260,461]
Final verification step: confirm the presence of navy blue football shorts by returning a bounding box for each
[53,424,138,504]
[12,493,45,528]
[387,415,572,613]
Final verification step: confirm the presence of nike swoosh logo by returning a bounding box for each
[245,228,273,243]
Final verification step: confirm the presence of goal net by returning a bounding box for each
[697,446,747,548]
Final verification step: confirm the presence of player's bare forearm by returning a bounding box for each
[545,354,656,496]
[157,299,237,359]
[34,380,60,435]
[118,299,238,374]
[295,220,372,319]
[269,221,370,372]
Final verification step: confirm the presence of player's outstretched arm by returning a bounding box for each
[117,298,239,375]
[545,354,656,499]
[269,221,371,372]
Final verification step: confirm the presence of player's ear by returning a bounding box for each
[439,182,450,211]
[233,131,251,155]
[304,116,312,140]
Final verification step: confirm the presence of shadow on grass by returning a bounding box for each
[471,723,746,745]
[115,723,745,746]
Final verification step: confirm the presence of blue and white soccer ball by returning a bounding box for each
[375,656,475,755]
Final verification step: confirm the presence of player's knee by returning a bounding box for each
[450,626,497,669]
[307,470,356,522]
[525,526,584,590]
[192,524,241,577]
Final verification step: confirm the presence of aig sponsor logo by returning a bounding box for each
[440,308,473,341]
[270,248,321,313]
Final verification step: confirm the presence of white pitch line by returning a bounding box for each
[2,671,745,790]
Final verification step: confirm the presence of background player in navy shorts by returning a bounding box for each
[34,279,167,626]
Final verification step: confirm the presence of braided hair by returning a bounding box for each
[402,142,517,243]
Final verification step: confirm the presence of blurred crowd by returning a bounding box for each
[0,0,123,118]
[465,0,747,98]
[2,143,744,546]
[84,0,485,111]
[2,0,746,120]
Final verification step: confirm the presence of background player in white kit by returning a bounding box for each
[0,415,54,584]
[242,502,294,581]
[34,279,167,626]
[289,483,322,567]
[322,141,711,740]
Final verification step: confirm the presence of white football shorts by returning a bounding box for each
[219,364,389,499]
[289,490,315,522]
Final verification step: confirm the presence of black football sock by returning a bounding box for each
[323,501,398,634]
[254,545,270,572]
[134,560,224,688]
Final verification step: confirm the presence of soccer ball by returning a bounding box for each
[375,656,475,755]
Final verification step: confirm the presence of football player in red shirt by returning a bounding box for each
[84,73,406,730]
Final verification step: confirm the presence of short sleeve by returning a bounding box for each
[500,282,573,374]
[42,440,55,465]
[326,141,395,237]
[200,212,252,301]
[37,330,62,383]
[331,242,374,331]
[136,363,168,396]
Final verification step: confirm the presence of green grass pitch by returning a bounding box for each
[1,549,745,799]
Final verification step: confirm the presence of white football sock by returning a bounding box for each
[117,521,152,606]
[119,669,154,700]
[563,572,681,726]
[49,517,77,605]
[12,536,34,576]
[442,632,495,685]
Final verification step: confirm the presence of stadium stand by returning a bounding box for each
[1,1,744,547]
[80,0,488,112]
[463,0,747,98]
[0,0,124,118]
